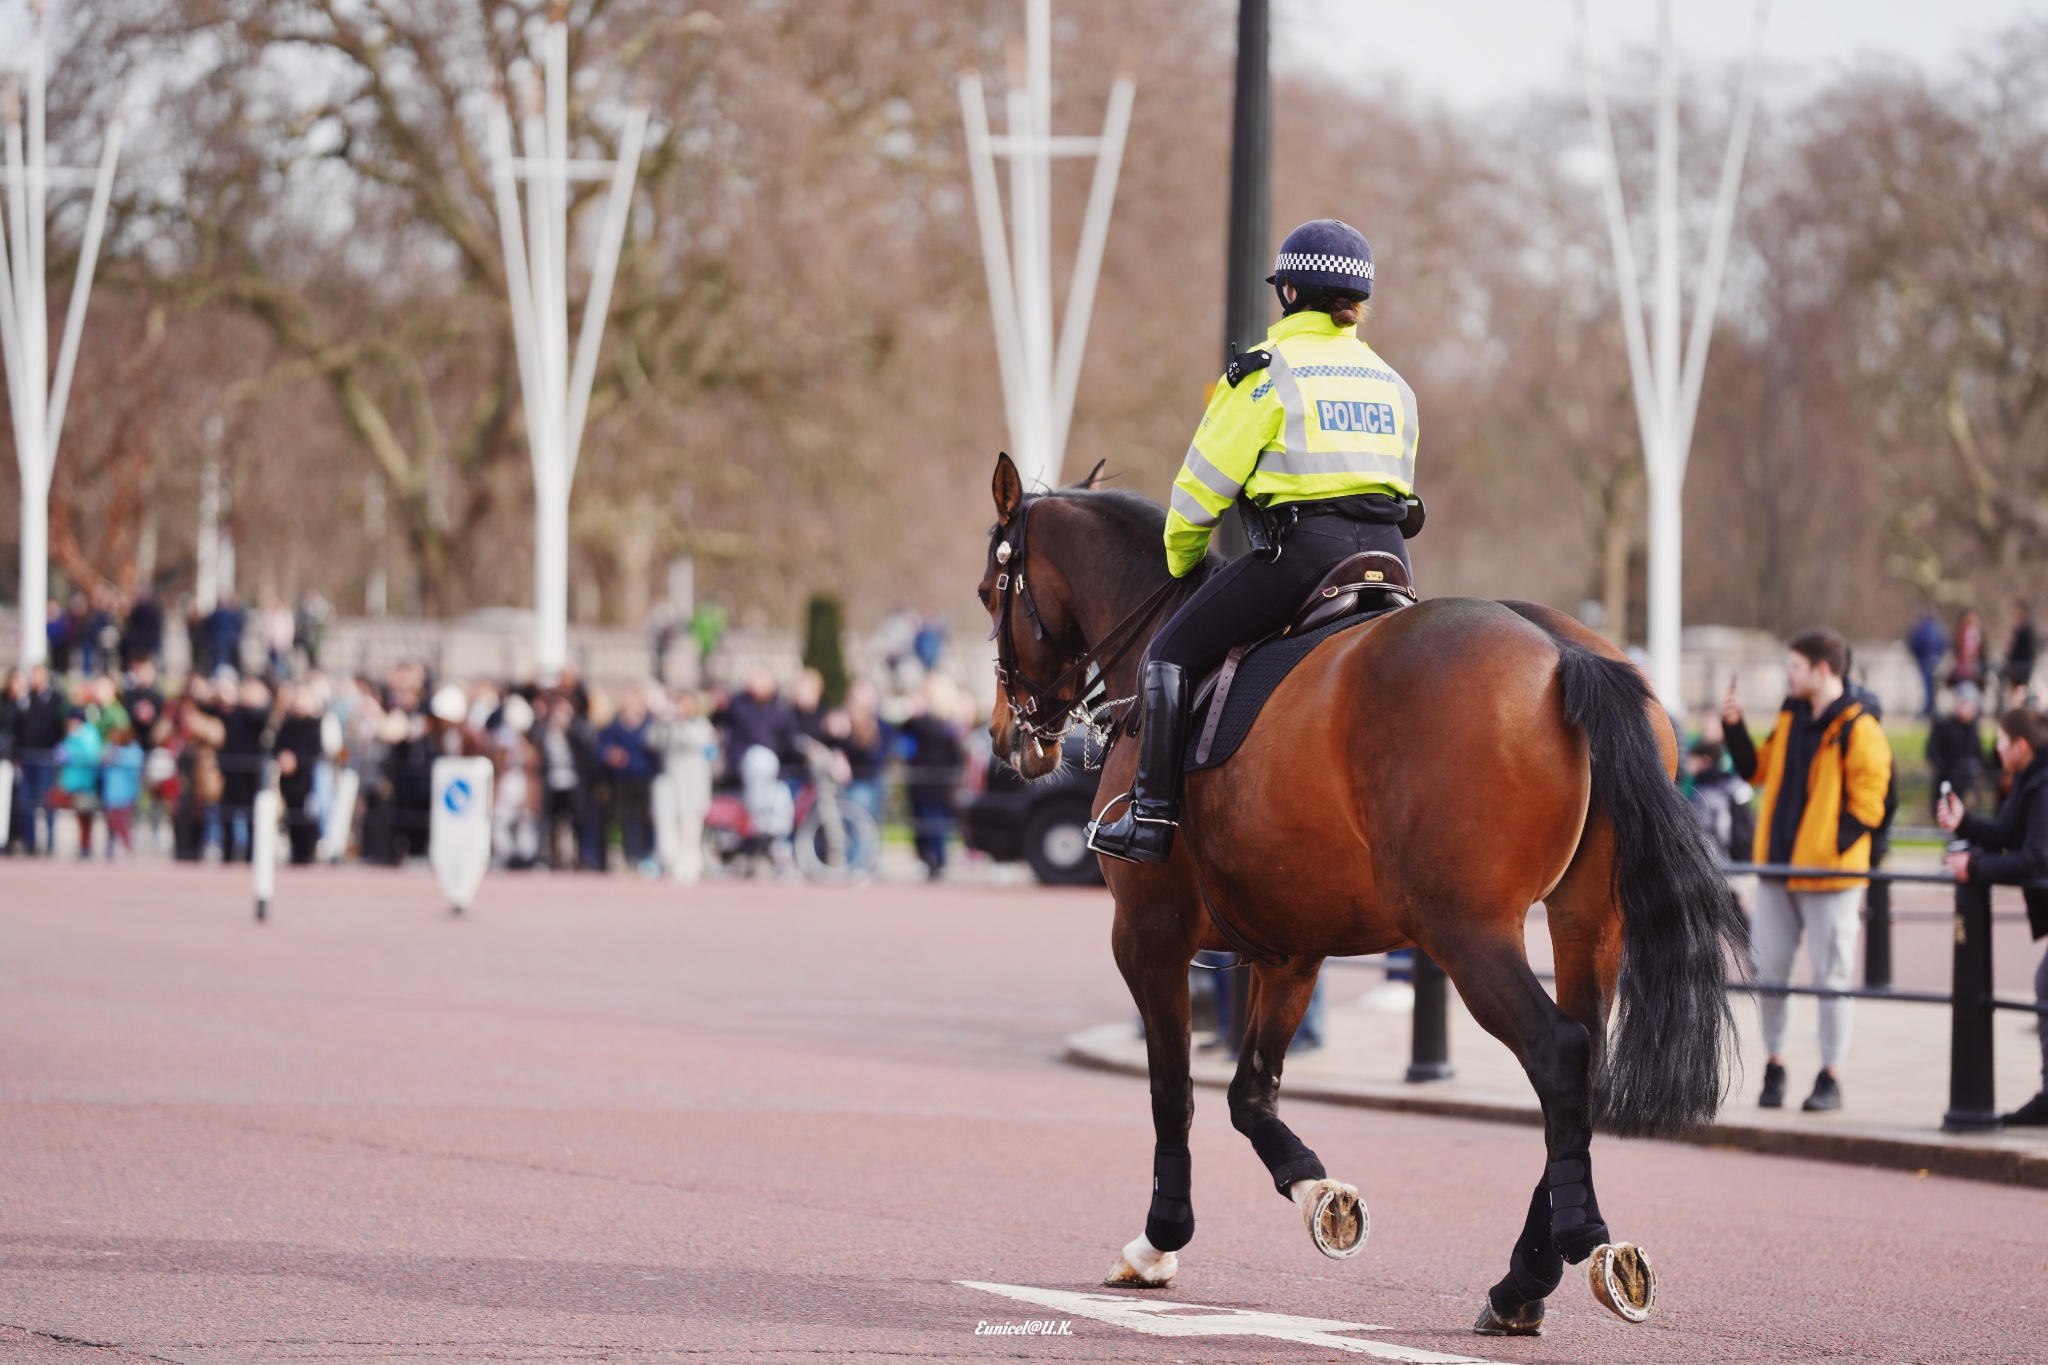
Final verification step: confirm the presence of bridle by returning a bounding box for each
[988,496,1184,760]
[989,494,1288,968]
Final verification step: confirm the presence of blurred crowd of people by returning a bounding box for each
[0,639,984,880]
[1906,603,2036,720]
[41,587,333,682]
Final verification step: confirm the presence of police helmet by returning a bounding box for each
[1267,219,1374,300]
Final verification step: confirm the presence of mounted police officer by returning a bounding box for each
[1090,219,1420,864]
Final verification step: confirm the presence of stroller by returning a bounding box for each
[703,738,879,880]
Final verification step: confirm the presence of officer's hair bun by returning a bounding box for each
[1294,284,1367,328]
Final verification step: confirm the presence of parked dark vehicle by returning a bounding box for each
[964,735,1104,885]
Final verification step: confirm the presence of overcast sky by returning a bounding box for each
[1276,0,2048,108]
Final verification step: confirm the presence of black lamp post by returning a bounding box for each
[1213,0,1271,565]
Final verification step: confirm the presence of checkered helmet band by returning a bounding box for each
[1273,252,1374,280]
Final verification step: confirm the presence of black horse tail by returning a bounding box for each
[1555,643,1748,1138]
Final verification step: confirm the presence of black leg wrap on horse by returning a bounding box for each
[1544,1150,1610,1264]
[1246,1116,1326,1197]
[1144,1147,1196,1252]
[1488,1180,1565,1314]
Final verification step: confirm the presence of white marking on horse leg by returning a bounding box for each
[1103,1233,1178,1287]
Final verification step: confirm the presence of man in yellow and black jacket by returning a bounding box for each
[1723,627,1894,1115]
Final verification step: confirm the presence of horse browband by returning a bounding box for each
[990,496,1182,740]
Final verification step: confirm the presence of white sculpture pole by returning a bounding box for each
[489,5,647,678]
[959,0,1134,492]
[195,415,222,613]
[0,1,125,668]
[1579,0,1766,706]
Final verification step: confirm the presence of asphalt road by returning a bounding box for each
[2,861,2045,1363]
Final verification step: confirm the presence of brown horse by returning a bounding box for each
[978,454,1744,1337]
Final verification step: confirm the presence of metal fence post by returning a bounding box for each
[1406,951,1455,1082]
[1863,868,1892,990]
[1942,879,2002,1133]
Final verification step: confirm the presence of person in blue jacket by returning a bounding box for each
[1907,610,1948,719]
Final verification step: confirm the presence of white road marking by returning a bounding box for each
[957,1281,1504,1362]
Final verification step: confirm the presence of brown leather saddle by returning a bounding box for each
[1284,550,1417,634]
[1189,551,1416,766]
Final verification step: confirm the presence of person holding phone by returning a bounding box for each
[1938,707,2048,1125]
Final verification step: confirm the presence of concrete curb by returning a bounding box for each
[1064,1031,2048,1190]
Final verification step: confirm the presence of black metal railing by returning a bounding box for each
[1724,865,2045,1132]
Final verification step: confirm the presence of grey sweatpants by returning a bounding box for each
[1753,881,1865,1071]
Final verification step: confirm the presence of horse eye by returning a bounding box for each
[977,587,992,607]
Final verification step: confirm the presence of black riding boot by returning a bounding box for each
[1088,661,1188,865]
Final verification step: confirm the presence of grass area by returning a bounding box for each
[1886,719,1929,768]
[1887,719,1934,822]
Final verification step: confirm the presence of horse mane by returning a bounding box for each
[1011,484,1218,588]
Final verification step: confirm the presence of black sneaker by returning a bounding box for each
[1802,1071,1842,1112]
[2002,1092,2048,1126]
[1758,1062,1786,1109]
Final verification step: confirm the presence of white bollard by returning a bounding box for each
[0,758,13,849]
[430,756,495,915]
[322,767,360,863]
[251,786,280,921]
[651,773,681,879]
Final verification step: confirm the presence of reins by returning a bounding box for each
[990,496,1186,756]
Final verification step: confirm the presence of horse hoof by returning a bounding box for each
[1104,1237,1177,1288]
[1587,1242,1656,1323]
[1473,1297,1545,1336]
[1299,1179,1368,1259]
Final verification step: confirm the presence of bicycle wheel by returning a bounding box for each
[796,798,880,881]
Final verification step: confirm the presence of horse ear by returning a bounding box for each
[992,452,1024,520]
[1070,458,1108,491]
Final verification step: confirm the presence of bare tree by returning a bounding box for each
[13,2,2045,649]
[1778,24,2048,613]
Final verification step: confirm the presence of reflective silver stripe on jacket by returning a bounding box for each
[1266,349,1310,461]
[1394,370,1419,472]
[1170,484,1220,527]
[1259,447,1414,483]
[1181,444,1244,501]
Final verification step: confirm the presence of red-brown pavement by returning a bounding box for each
[2,860,2045,1363]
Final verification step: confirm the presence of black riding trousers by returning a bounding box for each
[1149,516,1410,679]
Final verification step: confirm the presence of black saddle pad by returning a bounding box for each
[1182,607,1399,773]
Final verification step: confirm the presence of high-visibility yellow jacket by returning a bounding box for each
[1163,310,1418,577]
[1749,698,1893,891]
